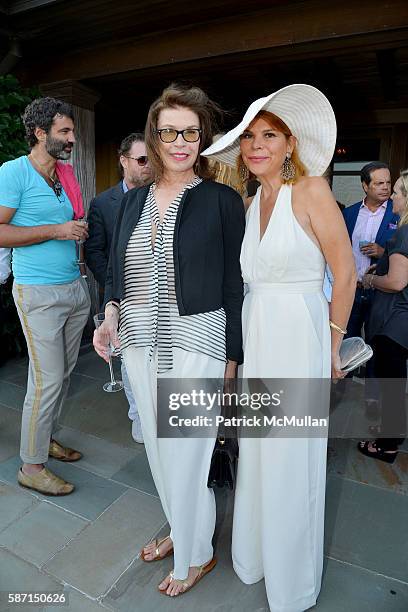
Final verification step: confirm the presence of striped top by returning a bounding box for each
[119,178,226,373]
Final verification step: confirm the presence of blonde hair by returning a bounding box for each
[399,169,408,227]
[237,110,307,186]
[212,160,245,195]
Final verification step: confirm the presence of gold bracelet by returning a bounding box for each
[329,320,347,335]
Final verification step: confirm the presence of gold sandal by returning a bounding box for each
[49,439,82,462]
[159,557,217,596]
[139,535,173,562]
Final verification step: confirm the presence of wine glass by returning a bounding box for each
[76,217,88,278]
[93,312,124,393]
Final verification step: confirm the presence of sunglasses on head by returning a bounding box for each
[124,155,149,166]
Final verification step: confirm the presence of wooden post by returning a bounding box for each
[40,80,101,339]
[389,125,408,182]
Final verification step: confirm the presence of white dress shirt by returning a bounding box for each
[0,248,11,284]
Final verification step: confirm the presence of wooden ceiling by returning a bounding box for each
[1,0,407,140]
[0,0,278,55]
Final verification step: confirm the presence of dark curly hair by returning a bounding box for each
[22,97,74,148]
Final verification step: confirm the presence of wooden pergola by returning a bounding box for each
[1,0,408,192]
[1,0,407,320]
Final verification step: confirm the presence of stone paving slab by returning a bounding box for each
[0,456,127,521]
[43,589,111,612]
[328,437,408,495]
[52,426,140,480]
[44,488,166,598]
[0,367,27,389]
[325,475,408,583]
[59,384,132,449]
[0,380,25,411]
[317,558,408,612]
[0,482,37,534]
[111,452,157,497]
[0,404,21,462]
[72,350,121,382]
[0,502,88,568]
[0,548,64,612]
[0,357,27,382]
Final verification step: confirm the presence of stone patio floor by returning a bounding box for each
[0,350,408,611]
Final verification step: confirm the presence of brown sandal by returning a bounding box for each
[159,557,217,596]
[139,535,173,562]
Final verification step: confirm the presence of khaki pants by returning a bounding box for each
[13,278,90,464]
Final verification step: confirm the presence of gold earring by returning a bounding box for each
[281,153,296,181]
[240,164,249,181]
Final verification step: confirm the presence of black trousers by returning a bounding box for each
[346,288,378,399]
[373,335,408,449]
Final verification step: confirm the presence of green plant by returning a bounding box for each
[0,75,39,363]
[0,74,38,163]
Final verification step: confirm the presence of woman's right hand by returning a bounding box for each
[93,311,120,363]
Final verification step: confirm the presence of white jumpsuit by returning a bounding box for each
[232,185,330,612]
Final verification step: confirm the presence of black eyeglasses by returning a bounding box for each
[155,128,202,143]
[124,155,149,166]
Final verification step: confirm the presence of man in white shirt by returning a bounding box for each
[0,247,11,284]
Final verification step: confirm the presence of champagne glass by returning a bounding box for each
[93,312,124,393]
[76,217,88,278]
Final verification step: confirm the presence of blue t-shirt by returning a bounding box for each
[0,156,80,285]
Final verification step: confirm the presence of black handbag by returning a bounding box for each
[207,378,239,490]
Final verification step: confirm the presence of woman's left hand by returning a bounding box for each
[331,351,345,380]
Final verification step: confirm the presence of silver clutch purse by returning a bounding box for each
[339,337,373,373]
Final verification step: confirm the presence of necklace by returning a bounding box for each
[29,154,63,198]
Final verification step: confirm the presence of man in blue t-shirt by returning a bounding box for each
[0,97,90,496]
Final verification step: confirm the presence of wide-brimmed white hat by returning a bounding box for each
[202,84,336,176]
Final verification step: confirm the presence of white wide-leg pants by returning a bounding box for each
[122,346,225,580]
[232,436,327,612]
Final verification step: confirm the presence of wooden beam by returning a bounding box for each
[7,0,64,14]
[39,79,100,111]
[338,108,408,126]
[389,124,408,179]
[18,0,408,85]
[376,49,397,102]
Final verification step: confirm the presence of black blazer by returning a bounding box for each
[104,179,245,364]
[85,182,124,287]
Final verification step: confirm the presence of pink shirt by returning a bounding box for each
[351,199,387,280]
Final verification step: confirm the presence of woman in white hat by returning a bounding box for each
[202,84,356,611]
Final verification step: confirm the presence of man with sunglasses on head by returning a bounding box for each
[0,97,91,496]
[86,133,152,443]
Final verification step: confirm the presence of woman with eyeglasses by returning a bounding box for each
[93,84,245,596]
